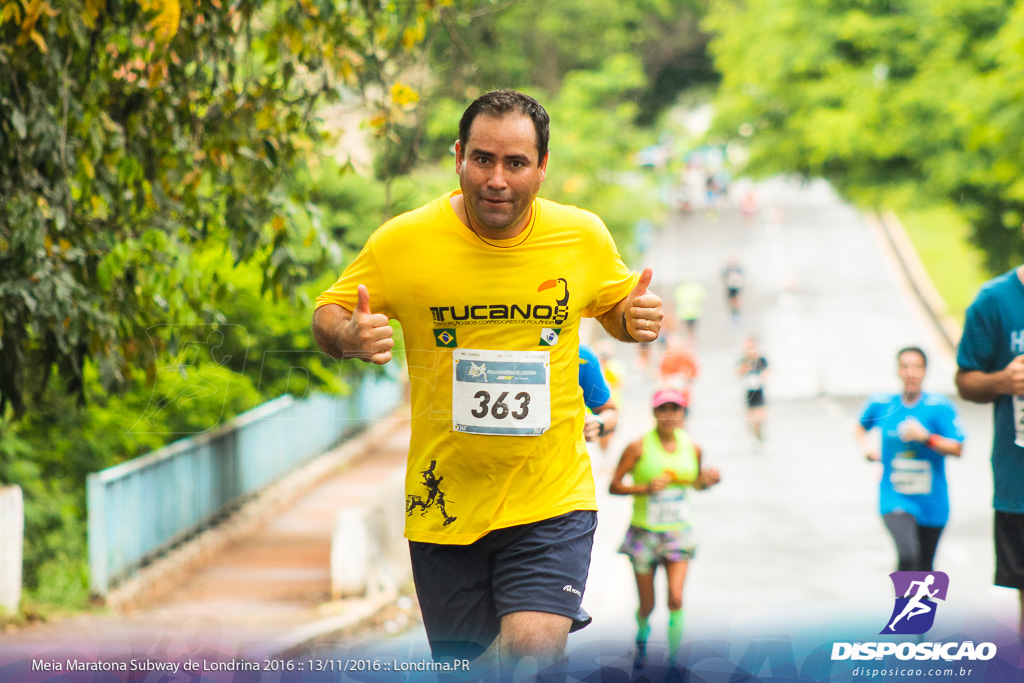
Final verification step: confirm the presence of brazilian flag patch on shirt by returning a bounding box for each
[434,328,457,348]
[539,328,561,347]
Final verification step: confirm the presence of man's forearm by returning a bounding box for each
[597,298,635,343]
[312,304,354,359]
[955,369,1004,404]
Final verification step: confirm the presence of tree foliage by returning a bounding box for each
[706,0,1024,273]
[0,0,447,608]
[0,0,446,416]
[428,0,716,125]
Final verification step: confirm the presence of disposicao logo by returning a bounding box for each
[882,571,948,635]
[831,571,997,663]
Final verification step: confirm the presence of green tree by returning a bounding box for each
[543,54,663,249]
[706,0,1024,272]
[0,0,455,609]
[429,0,716,124]
[0,0,448,417]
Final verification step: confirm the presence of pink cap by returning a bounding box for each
[652,389,687,409]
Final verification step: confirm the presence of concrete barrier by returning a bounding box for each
[0,486,23,614]
[331,473,407,599]
[89,375,402,598]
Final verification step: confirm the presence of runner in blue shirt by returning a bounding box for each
[856,347,964,572]
[956,236,1024,632]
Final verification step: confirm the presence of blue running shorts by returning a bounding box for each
[409,509,596,661]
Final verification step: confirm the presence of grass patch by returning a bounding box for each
[893,204,991,323]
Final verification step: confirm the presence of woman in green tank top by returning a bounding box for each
[609,388,721,669]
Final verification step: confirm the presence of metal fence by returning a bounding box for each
[0,486,23,614]
[87,373,401,596]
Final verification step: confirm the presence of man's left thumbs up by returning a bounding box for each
[623,266,663,343]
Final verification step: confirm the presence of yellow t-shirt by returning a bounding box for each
[316,191,638,544]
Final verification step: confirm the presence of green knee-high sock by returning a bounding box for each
[636,611,651,643]
[668,609,685,651]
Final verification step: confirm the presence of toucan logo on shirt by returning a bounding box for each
[428,277,571,326]
[537,278,570,323]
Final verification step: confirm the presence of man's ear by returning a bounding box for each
[454,140,464,173]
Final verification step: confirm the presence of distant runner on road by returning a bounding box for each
[856,347,964,572]
[738,335,769,443]
[609,389,720,669]
[673,280,706,343]
[722,258,745,324]
[955,223,1024,632]
[659,335,699,415]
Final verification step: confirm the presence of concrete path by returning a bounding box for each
[0,415,415,665]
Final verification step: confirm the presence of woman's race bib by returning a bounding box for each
[647,488,688,526]
[890,455,932,496]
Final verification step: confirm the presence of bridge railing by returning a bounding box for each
[87,373,401,596]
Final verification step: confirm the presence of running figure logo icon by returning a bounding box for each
[881,571,949,635]
[406,460,458,527]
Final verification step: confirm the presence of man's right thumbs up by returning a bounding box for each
[347,284,395,365]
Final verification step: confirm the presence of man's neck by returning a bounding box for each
[450,193,531,242]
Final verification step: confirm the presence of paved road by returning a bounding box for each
[579,178,1015,656]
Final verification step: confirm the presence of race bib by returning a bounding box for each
[890,456,932,496]
[452,349,550,436]
[647,489,688,526]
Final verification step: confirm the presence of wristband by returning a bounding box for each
[594,415,606,437]
[622,311,638,342]
[926,433,940,449]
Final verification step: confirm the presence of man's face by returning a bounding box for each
[455,114,548,235]
[897,351,926,395]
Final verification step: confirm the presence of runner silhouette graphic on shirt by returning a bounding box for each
[406,460,457,527]
[887,574,938,632]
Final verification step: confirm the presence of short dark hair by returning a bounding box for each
[897,346,927,367]
[459,90,550,163]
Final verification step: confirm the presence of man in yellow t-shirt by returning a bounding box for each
[313,90,664,670]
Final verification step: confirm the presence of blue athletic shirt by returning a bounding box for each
[859,392,965,526]
[956,268,1024,513]
[578,344,611,411]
